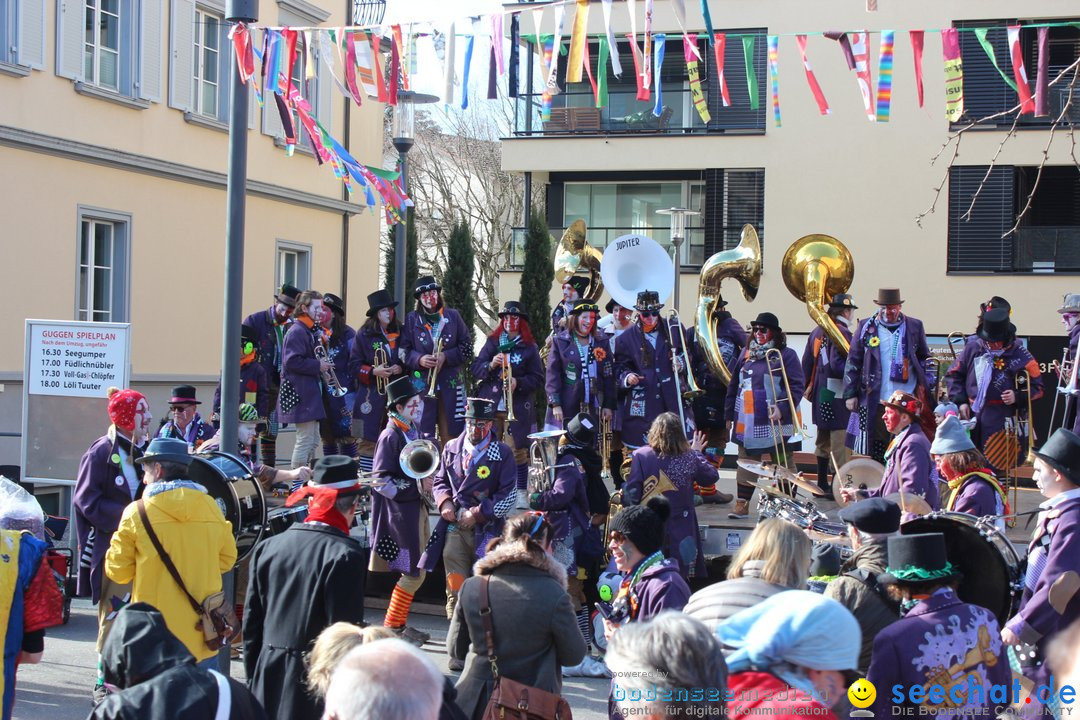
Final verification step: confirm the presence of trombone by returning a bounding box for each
[502,353,516,423]
[764,348,802,474]
[1047,347,1077,438]
[667,312,702,431]
[600,413,613,483]
[946,331,968,361]
[374,345,390,395]
[426,336,444,399]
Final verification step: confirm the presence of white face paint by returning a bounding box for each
[308,298,325,320]
[377,307,394,325]
[401,395,423,423]
[238,423,257,446]
[133,399,153,443]
[1033,458,1061,498]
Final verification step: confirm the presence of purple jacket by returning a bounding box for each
[1069,324,1080,434]
[945,471,1004,518]
[214,360,271,419]
[243,307,289,386]
[945,339,1044,475]
[530,449,591,571]
[401,308,470,438]
[801,324,853,431]
[278,321,326,424]
[544,330,615,428]
[370,422,429,576]
[623,447,715,580]
[471,335,545,449]
[73,433,141,602]
[867,589,1010,718]
[724,346,806,443]
[694,313,746,429]
[633,559,691,620]
[614,325,693,447]
[420,433,517,572]
[866,425,939,513]
[843,314,931,408]
[349,325,401,443]
[156,414,215,449]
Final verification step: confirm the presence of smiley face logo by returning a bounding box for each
[848,678,876,709]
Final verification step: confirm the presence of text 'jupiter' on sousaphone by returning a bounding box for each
[600,232,675,310]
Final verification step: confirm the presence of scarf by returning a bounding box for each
[286,485,352,534]
[613,551,664,621]
[946,469,1009,513]
[746,338,775,363]
[240,349,257,366]
[389,412,419,442]
[498,332,521,354]
[972,344,1007,414]
[861,313,909,383]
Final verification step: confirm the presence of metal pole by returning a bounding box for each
[523,171,532,226]
[392,139,413,312]
[220,0,257,674]
[672,233,682,312]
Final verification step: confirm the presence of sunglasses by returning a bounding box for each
[751,326,772,333]
[608,531,627,544]
[638,311,659,319]
[170,405,194,412]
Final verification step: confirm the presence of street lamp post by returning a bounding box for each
[391,91,438,313]
[656,207,700,311]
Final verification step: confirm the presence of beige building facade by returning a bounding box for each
[0,0,386,495]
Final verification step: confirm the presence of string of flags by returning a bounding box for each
[231,2,1076,221]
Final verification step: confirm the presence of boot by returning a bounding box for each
[816,457,835,500]
[727,498,750,520]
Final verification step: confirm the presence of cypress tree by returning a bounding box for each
[382,208,420,299]
[441,219,477,391]
[519,212,555,422]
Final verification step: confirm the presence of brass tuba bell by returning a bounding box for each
[554,219,604,302]
[781,234,855,354]
[695,224,762,385]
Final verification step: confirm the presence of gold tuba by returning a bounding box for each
[554,219,604,302]
[695,224,762,385]
[781,234,855,354]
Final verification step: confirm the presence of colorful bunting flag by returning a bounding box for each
[643,0,654,90]
[1007,25,1035,114]
[700,0,715,47]
[973,28,1017,92]
[851,32,874,121]
[941,28,964,121]
[549,4,565,88]
[388,32,400,106]
[824,31,856,70]
[627,32,650,101]
[684,34,710,124]
[713,33,730,107]
[1035,27,1049,117]
[795,35,829,115]
[462,20,477,110]
[443,22,456,106]
[743,35,758,111]
[767,35,781,127]
[600,0,623,77]
[875,30,894,122]
[491,13,505,76]
[509,14,520,97]
[652,34,665,116]
[391,26,409,92]
[567,0,589,84]
[598,38,610,107]
[910,30,925,108]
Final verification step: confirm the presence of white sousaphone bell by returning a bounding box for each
[599,233,675,310]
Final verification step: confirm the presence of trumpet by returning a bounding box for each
[764,348,803,468]
[314,342,348,398]
[502,353,516,423]
[600,412,613,483]
[426,337,443,399]
[374,345,390,395]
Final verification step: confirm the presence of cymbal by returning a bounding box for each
[885,492,933,517]
[806,529,852,547]
[832,457,886,508]
[754,482,791,498]
[738,460,825,496]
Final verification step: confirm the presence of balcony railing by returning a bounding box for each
[1015,226,1080,272]
[512,85,766,137]
[507,226,707,269]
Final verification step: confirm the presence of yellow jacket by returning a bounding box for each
[105,484,237,661]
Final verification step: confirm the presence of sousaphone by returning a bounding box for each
[600,233,675,310]
[554,219,604,302]
[695,224,762,384]
[782,234,855,354]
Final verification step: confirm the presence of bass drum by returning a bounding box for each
[188,451,267,562]
[901,512,1021,625]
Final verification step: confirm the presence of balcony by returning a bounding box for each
[507,225,708,269]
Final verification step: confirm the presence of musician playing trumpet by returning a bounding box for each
[944,308,1043,476]
[402,275,470,443]
[351,289,404,473]
[471,301,545,497]
[545,299,615,432]
[279,290,331,470]
[318,293,358,459]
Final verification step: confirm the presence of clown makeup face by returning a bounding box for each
[880,303,902,323]
[638,311,659,333]
[377,307,394,326]
[400,395,423,424]
[502,314,521,336]
[133,399,153,444]
[466,418,493,443]
[420,289,440,312]
[238,422,258,446]
[305,297,325,322]
[562,284,581,306]
[1033,458,1068,499]
[882,405,911,434]
[1063,313,1079,332]
[613,306,633,330]
[986,340,1005,351]
[274,302,294,323]
[317,305,333,327]
[574,311,597,336]
[750,325,774,344]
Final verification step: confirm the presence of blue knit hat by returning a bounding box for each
[930,416,975,455]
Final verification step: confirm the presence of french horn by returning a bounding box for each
[695,224,762,384]
[781,234,854,354]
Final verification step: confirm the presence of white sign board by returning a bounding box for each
[27,322,129,397]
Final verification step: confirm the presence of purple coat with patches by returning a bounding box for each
[278,321,326,424]
[73,434,141,602]
[623,447,716,580]
[615,325,693,448]
[319,326,356,438]
[544,330,615,428]
[419,433,517,572]
[865,425,939,513]
[945,339,1044,475]
[349,325,401,443]
[530,449,591,571]
[471,335,545,449]
[369,422,429,576]
[801,324,853,431]
[867,589,1010,718]
[401,308,470,438]
[842,314,931,409]
[723,346,806,444]
[243,307,289,386]
[213,360,271,419]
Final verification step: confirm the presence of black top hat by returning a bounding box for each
[751,312,782,333]
[829,293,858,310]
[564,276,590,295]
[464,397,497,421]
[635,290,663,313]
[135,438,193,466]
[838,498,901,535]
[413,275,441,298]
[1034,428,1080,485]
[982,296,1011,315]
[569,299,599,315]
[879,532,959,586]
[386,375,421,407]
[498,301,530,323]
[310,455,361,493]
[605,298,621,314]
[565,412,598,447]
[276,284,301,307]
[978,308,1015,343]
[366,289,397,317]
[169,385,201,405]
[609,496,671,556]
[874,288,904,306]
[241,324,260,346]
[323,293,345,317]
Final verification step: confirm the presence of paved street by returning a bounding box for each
[14,600,612,720]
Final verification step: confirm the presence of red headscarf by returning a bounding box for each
[285,484,356,534]
[107,387,146,432]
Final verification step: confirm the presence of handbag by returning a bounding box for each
[137,500,239,651]
[479,576,573,720]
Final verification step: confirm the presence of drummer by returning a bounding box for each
[930,416,1008,528]
[200,402,312,493]
[840,391,938,520]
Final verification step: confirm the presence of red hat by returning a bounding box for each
[107,387,146,431]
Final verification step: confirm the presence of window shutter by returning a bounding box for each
[16,0,47,69]
[955,21,1017,125]
[55,0,84,79]
[724,169,765,253]
[138,0,164,101]
[167,0,195,110]
[948,165,1015,272]
[704,28,767,133]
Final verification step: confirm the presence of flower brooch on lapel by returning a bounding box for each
[593,347,607,362]
[993,357,1006,370]
[867,337,881,348]
[476,466,491,479]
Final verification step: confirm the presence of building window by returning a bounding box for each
[288,35,317,145]
[276,241,311,289]
[948,165,1080,273]
[84,0,122,91]
[191,8,221,118]
[0,0,13,65]
[77,209,131,322]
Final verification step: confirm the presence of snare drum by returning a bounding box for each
[267,506,308,534]
[901,511,1021,624]
[188,452,267,562]
[757,495,827,530]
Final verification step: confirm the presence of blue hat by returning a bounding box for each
[838,498,901,534]
[934,401,958,417]
[135,438,192,465]
[930,415,976,455]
